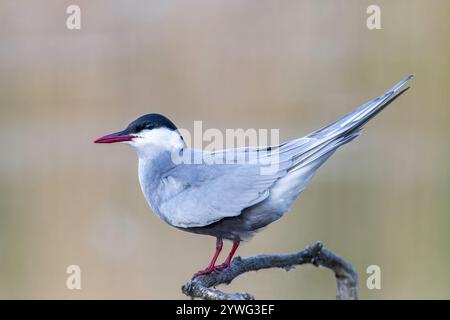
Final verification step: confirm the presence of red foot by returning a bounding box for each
[214,261,231,271]
[192,262,232,279]
[192,267,214,278]
[192,266,220,279]
[192,239,240,279]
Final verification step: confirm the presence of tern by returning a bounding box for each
[95,75,413,277]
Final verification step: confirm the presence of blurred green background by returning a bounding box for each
[0,0,449,299]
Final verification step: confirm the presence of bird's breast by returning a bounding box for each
[138,159,186,225]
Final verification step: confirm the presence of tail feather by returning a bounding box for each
[245,75,413,220]
[288,75,413,171]
[310,75,412,139]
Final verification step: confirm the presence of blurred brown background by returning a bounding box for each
[0,0,449,299]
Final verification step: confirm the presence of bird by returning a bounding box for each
[94,75,413,278]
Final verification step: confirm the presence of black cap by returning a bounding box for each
[124,113,178,134]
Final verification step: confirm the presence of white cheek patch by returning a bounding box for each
[131,128,184,156]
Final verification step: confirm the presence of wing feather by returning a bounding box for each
[158,76,413,228]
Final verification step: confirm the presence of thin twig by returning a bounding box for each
[181,241,358,300]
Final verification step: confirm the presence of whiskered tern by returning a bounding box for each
[95,75,413,277]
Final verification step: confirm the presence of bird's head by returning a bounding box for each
[94,113,184,157]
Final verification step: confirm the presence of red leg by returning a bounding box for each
[192,238,223,278]
[216,241,240,270]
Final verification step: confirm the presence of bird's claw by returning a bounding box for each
[214,262,231,271]
[192,267,216,279]
[192,263,231,279]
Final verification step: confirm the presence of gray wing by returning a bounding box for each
[159,75,413,228]
[158,153,290,228]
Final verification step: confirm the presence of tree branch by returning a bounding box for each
[181,241,358,300]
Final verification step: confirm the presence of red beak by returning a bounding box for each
[94,131,133,144]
